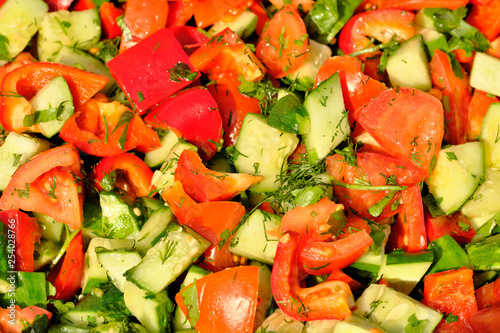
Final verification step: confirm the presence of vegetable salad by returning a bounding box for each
[0,0,500,332]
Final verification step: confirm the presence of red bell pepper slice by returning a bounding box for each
[174,149,262,202]
[168,25,209,51]
[109,28,198,115]
[487,35,500,58]
[466,89,499,141]
[279,197,345,242]
[271,231,354,321]
[92,153,154,199]
[166,0,194,27]
[0,306,52,333]
[466,0,500,41]
[298,229,373,275]
[0,62,108,133]
[198,243,239,272]
[70,0,95,11]
[59,95,160,157]
[118,0,169,52]
[353,87,444,176]
[423,267,478,332]
[99,2,124,40]
[47,231,84,300]
[44,0,74,11]
[250,2,270,36]
[338,212,372,239]
[368,0,468,10]
[476,281,500,310]
[0,210,41,272]
[0,144,84,230]
[425,210,475,244]
[255,5,308,78]
[326,152,426,221]
[429,49,471,145]
[327,269,366,296]
[162,181,245,247]
[144,87,222,160]
[386,185,427,253]
[0,52,36,85]
[175,266,259,333]
[338,9,415,56]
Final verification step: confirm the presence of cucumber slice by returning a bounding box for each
[333,313,388,333]
[425,142,485,214]
[234,113,299,193]
[123,281,173,333]
[480,103,500,168]
[91,322,148,333]
[414,27,447,57]
[251,261,273,330]
[229,209,281,265]
[461,168,500,230]
[34,213,64,243]
[144,130,179,168]
[33,239,60,270]
[470,52,500,97]
[99,191,141,239]
[126,224,210,294]
[38,9,101,62]
[0,132,51,191]
[135,207,173,253]
[0,0,48,62]
[354,284,442,333]
[95,248,142,292]
[386,35,431,91]
[303,72,349,164]
[286,39,332,90]
[414,9,435,29]
[255,308,304,333]
[208,9,257,40]
[466,233,500,270]
[29,76,75,138]
[53,46,115,94]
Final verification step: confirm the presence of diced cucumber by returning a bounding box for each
[229,209,280,265]
[0,132,52,191]
[334,313,388,333]
[466,233,500,270]
[95,248,142,292]
[144,130,179,168]
[90,322,147,333]
[461,168,500,230]
[427,235,470,275]
[29,76,75,138]
[34,213,64,243]
[473,213,500,241]
[252,261,273,329]
[135,207,173,253]
[81,238,135,294]
[53,46,115,94]
[208,9,257,40]
[354,284,442,333]
[99,191,141,239]
[286,39,332,90]
[480,103,500,168]
[234,113,299,192]
[414,9,435,29]
[379,250,434,295]
[414,27,447,57]
[303,73,349,164]
[425,142,485,214]
[38,9,101,62]
[0,0,48,62]
[33,239,60,270]
[173,265,211,331]
[151,141,198,194]
[123,281,174,333]
[139,197,166,218]
[303,319,339,333]
[126,224,210,294]
[386,35,431,91]
[255,308,304,333]
[48,324,91,333]
[470,52,500,97]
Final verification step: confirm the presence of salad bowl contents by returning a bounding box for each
[0,0,500,332]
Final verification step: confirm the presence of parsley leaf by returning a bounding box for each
[445,313,459,324]
[116,15,132,42]
[181,280,200,328]
[23,101,68,127]
[168,62,197,82]
[0,33,11,62]
[405,313,428,333]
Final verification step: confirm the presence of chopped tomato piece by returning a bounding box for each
[327,270,366,295]
[425,210,476,244]
[92,153,154,199]
[0,306,52,333]
[423,267,478,332]
[99,2,124,39]
[176,266,259,333]
[175,149,262,202]
[466,1,500,41]
[269,0,314,12]
[367,0,468,10]
[167,0,194,27]
[338,213,372,239]
[466,89,499,141]
[429,49,471,145]
[0,210,41,272]
[471,306,500,333]
[256,5,308,78]
[250,2,270,36]
[47,231,84,300]
[44,0,74,11]
[0,144,84,230]
[487,35,500,58]
[191,0,253,28]
[353,87,444,176]
[476,282,500,310]
[338,9,414,56]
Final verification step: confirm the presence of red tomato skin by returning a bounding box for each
[175,266,260,333]
[466,90,499,141]
[0,306,52,333]
[192,0,253,29]
[47,231,84,300]
[466,1,500,41]
[0,210,41,272]
[144,87,222,160]
[352,88,444,176]
[256,5,308,78]
[487,35,500,58]
[44,0,74,11]
[423,267,478,332]
[425,211,475,244]
[339,9,414,56]
[99,2,124,39]
[167,0,194,27]
[476,282,500,310]
[365,0,468,10]
[470,306,500,333]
